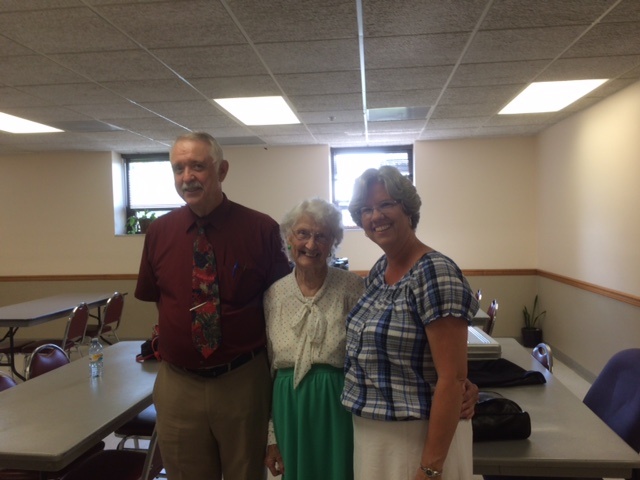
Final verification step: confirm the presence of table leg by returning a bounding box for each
[5,328,26,381]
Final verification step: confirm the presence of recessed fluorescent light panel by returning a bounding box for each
[499,79,608,114]
[367,106,429,122]
[0,112,64,133]
[213,96,300,126]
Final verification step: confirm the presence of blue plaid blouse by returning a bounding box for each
[341,251,479,421]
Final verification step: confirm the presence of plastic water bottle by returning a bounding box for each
[89,337,104,378]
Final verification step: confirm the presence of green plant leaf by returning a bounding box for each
[523,295,546,328]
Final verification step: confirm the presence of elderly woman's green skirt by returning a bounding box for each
[272,365,354,480]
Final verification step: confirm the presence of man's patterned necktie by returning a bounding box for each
[191,220,221,358]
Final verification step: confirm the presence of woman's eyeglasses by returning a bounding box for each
[292,229,332,245]
[358,200,400,218]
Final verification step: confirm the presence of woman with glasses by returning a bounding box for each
[342,166,479,480]
[263,198,364,480]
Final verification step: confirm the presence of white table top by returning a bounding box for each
[473,338,640,477]
[0,341,159,472]
[0,292,120,327]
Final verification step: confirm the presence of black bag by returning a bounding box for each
[468,358,546,388]
[136,324,160,362]
[472,391,531,442]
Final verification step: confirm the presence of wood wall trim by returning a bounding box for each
[349,269,640,307]
[1,269,638,308]
[353,269,537,277]
[0,274,139,282]
[537,270,640,308]
[463,269,537,276]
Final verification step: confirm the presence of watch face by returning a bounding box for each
[422,467,441,477]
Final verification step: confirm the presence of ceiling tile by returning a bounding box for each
[365,33,469,69]
[190,75,281,99]
[367,66,452,92]
[0,7,137,53]
[93,0,245,48]
[151,45,268,78]
[0,55,85,86]
[364,0,488,36]
[463,26,588,63]
[481,0,617,29]
[255,39,360,74]
[276,71,362,96]
[0,0,638,152]
[228,0,356,42]
[50,50,177,82]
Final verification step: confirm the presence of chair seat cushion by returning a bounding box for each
[0,470,41,480]
[0,441,104,480]
[59,450,146,480]
[115,405,157,437]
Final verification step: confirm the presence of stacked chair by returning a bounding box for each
[0,371,17,392]
[115,404,157,451]
[0,336,33,375]
[483,299,499,336]
[84,292,124,345]
[24,343,70,380]
[21,303,89,368]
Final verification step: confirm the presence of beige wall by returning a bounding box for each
[538,81,640,296]
[0,136,536,348]
[537,80,640,377]
[414,137,537,269]
[2,80,639,379]
[0,135,536,275]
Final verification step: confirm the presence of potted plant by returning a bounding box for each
[126,210,157,234]
[522,294,546,347]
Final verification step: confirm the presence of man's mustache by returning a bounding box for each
[182,181,203,192]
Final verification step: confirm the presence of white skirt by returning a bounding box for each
[353,415,473,480]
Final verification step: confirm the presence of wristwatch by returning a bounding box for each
[419,465,442,478]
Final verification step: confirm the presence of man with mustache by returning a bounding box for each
[135,132,291,480]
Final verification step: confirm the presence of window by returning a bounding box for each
[331,146,413,228]
[124,154,184,233]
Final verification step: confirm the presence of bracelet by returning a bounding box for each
[419,465,442,478]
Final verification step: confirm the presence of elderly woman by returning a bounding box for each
[264,198,365,480]
[341,166,479,480]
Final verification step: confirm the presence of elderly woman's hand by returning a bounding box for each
[460,378,479,419]
[264,443,284,477]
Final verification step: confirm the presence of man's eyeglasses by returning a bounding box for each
[292,229,332,245]
[358,200,400,218]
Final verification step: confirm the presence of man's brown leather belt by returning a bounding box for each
[184,346,264,378]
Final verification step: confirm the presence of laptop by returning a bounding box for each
[467,326,501,360]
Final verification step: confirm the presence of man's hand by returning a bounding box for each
[461,378,479,419]
[264,443,284,477]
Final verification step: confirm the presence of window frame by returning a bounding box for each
[330,145,414,229]
[123,153,182,233]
